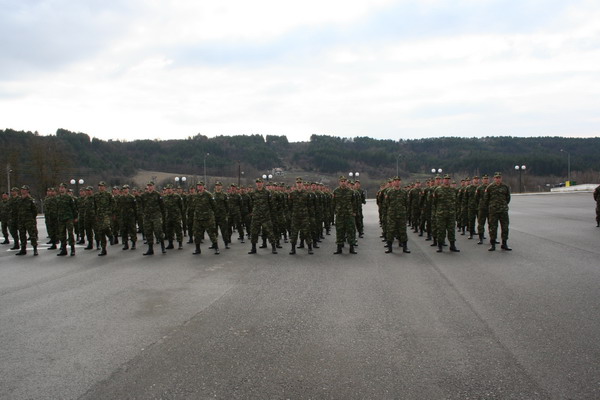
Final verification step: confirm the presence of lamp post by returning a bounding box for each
[560,149,571,186]
[396,154,402,177]
[514,165,526,193]
[431,168,443,175]
[349,172,360,181]
[175,176,187,188]
[7,163,12,190]
[203,153,210,185]
[70,178,84,195]
[262,173,273,182]
[237,160,241,187]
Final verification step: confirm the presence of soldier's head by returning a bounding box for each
[255,178,264,190]
[21,185,31,197]
[58,183,67,194]
[197,181,205,192]
[122,184,130,194]
[1,192,8,200]
[435,175,442,185]
[415,180,421,188]
[465,177,471,185]
[98,181,107,192]
[482,174,489,184]
[392,176,401,188]
[473,176,480,185]
[295,177,303,189]
[164,184,173,194]
[493,172,502,184]
[443,175,451,186]
[147,181,155,192]
[338,176,348,188]
[11,187,19,197]
[214,181,223,192]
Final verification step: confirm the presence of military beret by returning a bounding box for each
[443,174,451,179]
[230,183,237,187]
[355,180,360,183]
[68,189,73,193]
[296,177,303,182]
[147,181,155,186]
[473,175,479,179]
[11,187,20,191]
[98,181,106,186]
[338,175,347,181]
[482,174,489,178]
[165,184,173,189]
[494,172,502,177]
[415,180,420,184]
[21,185,30,190]
[255,178,263,183]
[393,176,401,181]
[113,186,120,190]
[465,177,471,180]
[48,187,55,191]
[122,184,130,189]
[452,181,457,184]
[59,183,67,188]
[435,175,442,179]
[197,181,205,186]
[86,186,93,190]
[215,181,222,186]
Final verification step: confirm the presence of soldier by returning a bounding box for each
[118,184,138,250]
[76,188,86,244]
[332,175,357,254]
[433,175,460,253]
[93,181,114,256]
[594,184,600,227]
[213,182,230,249]
[228,184,245,243]
[1,192,9,244]
[16,185,38,256]
[409,180,424,234]
[7,188,21,249]
[44,187,59,250]
[421,179,433,240]
[140,181,166,255]
[384,176,411,253]
[191,181,219,255]
[484,172,512,251]
[163,184,184,250]
[465,176,479,239]
[111,186,121,244]
[56,183,77,256]
[353,180,366,238]
[475,175,490,244]
[186,186,196,243]
[429,175,443,247]
[248,178,277,254]
[288,177,313,255]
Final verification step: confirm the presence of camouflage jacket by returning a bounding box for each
[484,183,510,213]
[94,191,115,218]
[433,185,457,214]
[56,193,76,221]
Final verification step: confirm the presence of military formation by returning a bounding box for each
[1,171,519,257]
[1,176,370,257]
[377,172,513,253]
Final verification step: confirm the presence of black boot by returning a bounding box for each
[98,246,107,256]
[143,244,154,255]
[488,240,496,251]
[239,236,245,243]
[16,244,26,255]
[276,240,282,249]
[84,243,93,250]
[259,238,268,248]
[468,231,474,239]
[166,240,174,249]
[10,242,20,250]
[461,227,466,235]
[477,233,484,245]
[349,245,357,254]
[178,241,183,250]
[248,243,257,254]
[271,243,278,254]
[48,242,57,250]
[313,240,319,249]
[70,245,76,256]
[334,244,343,254]
[385,241,393,253]
[2,238,9,244]
[308,243,313,255]
[437,243,443,253]
[57,245,67,256]
[122,241,129,250]
[193,243,201,254]
[289,243,296,255]
[430,239,438,247]
[114,236,119,245]
[298,239,305,249]
[501,240,512,251]
[214,243,220,255]
[450,241,460,252]
[187,237,194,244]
[131,241,136,250]
[403,242,411,253]
[33,245,38,256]
[426,234,432,241]
[160,241,166,254]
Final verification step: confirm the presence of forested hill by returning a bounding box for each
[1,128,599,192]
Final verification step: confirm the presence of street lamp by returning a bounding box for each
[560,149,571,186]
[175,176,187,188]
[396,154,402,176]
[431,168,443,175]
[70,178,84,194]
[6,163,12,190]
[349,172,360,180]
[514,165,526,193]
[262,173,273,181]
[203,153,210,185]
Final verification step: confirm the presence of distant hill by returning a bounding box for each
[2,128,599,196]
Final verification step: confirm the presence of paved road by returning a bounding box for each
[1,193,599,399]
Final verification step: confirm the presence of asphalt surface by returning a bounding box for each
[1,192,599,399]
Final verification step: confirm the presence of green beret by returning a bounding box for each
[21,185,30,190]
[215,181,222,186]
[11,187,20,192]
[338,175,347,181]
[197,181,205,186]
[435,175,441,179]
[98,181,106,186]
[482,174,489,178]
[122,184,130,189]
[165,184,173,189]
[147,181,155,186]
[443,174,451,179]
[86,186,93,190]
[393,176,401,181]
[494,172,502,177]
[473,175,479,179]
[465,177,471,180]
[59,183,67,188]
[255,178,263,183]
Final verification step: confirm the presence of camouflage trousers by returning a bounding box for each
[96,215,112,248]
[355,211,364,235]
[58,218,75,247]
[436,212,456,243]
[335,214,356,245]
[84,214,96,244]
[215,215,230,243]
[386,214,408,242]
[1,218,8,239]
[164,216,183,242]
[488,210,509,241]
[9,220,19,243]
[596,203,600,223]
[194,216,217,245]
[19,219,38,247]
[250,215,275,244]
[290,217,311,245]
[46,215,58,243]
[477,208,488,236]
[143,215,164,242]
[121,216,138,243]
[467,207,478,233]
[411,208,421,229]
[111,217,120,238]
[229,213,243,239]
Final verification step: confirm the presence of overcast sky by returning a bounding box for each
[1,0,599,142]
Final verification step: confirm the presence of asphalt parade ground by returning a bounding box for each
[1,192,599,399]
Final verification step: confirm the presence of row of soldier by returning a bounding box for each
[1,176,368,256]
[377,172,511,253]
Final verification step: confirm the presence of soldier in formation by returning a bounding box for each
[484,172,512,251]
[332,175,357,254]
[15,185,39,256]
[594,184,600,227]
[55,183,77,256]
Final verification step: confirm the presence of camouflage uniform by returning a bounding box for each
[475,177,490,243]
[332,177,357,253]
[140,187,165,254]
[465,179,478,238]
[288,181,312,254]
[44,191,59,248]
[192,188,219,253]
[83,188,97,249]
[93,184,115,255]
[384,180,410,253]
[7,190,21,248]
[56,188,76,255]
[248,184,276,252]
[0,195,8,244]
[484,173,511,250]
[118,188,138,249]
[163,189,184,248]
[16,188,38,255]
[228,186,244,242]
[594,185,600,227]
[433,178,460,252]
[213,187,230,247]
